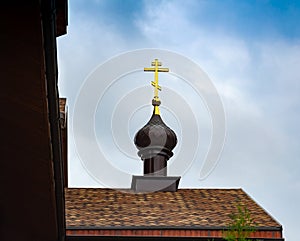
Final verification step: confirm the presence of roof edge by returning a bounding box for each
[66,225,282,231]
[241,188,282,227]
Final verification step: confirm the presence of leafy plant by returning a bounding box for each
[223,203,256,241]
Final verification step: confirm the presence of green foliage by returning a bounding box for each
[223,203,256,241]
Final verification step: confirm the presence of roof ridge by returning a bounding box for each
[65,187,244,190]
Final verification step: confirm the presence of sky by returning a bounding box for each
[57,0,300,239]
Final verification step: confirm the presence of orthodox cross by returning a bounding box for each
[144,59,169,115]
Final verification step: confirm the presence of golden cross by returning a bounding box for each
[144,59,169,115]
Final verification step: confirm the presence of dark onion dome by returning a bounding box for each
[134,108,177,160]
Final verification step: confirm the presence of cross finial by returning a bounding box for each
[144,59,169,115]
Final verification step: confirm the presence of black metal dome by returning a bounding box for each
[134,107,177,160]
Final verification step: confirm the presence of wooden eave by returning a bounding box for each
[66,227,283,239]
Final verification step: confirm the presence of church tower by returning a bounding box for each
[131,59,181,192]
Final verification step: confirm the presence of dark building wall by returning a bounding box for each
[1,1,67,240]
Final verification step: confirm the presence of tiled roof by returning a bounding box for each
[65,188,281,229]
